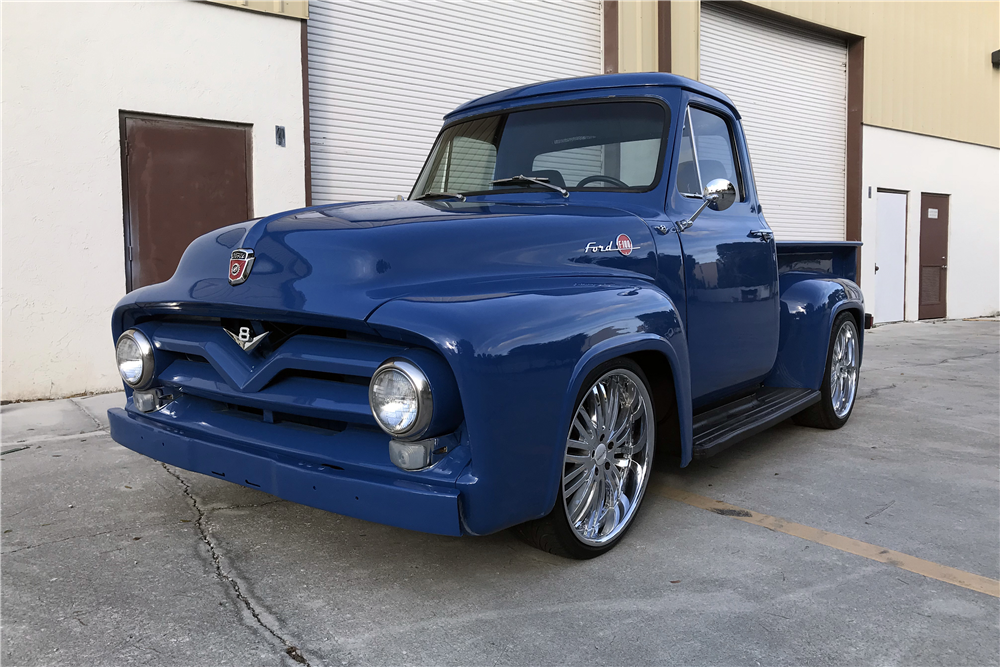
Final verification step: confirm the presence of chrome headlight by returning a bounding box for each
[116,329,154,389]
[369,359,433,440]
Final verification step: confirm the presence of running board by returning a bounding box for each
[692,387,820,459]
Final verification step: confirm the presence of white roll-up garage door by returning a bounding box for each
[700,3,847,240]
[307,0,603,204]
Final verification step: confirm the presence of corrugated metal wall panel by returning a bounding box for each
[307,0,603,204]
[700,3,847,240]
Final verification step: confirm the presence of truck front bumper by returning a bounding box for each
[108,397,466,536]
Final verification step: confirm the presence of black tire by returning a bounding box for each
[515,358,656,559]
[794,312,860,429]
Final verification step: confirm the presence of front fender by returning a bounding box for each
[367,278,689,535]
[766,274,865,390]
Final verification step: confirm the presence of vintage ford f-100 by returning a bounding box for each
[109,73,864,558]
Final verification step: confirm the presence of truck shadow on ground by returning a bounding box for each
[175,415,833,578]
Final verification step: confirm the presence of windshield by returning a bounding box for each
[411,101,669,199]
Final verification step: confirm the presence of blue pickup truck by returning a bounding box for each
[109,73,864,558]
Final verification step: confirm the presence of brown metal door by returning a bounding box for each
[918,193,949,319]
[123,115,252,290]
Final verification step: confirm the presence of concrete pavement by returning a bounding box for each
[3,320,998,666]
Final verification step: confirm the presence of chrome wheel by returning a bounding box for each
[830,320,859,418]
[562,368,654,546]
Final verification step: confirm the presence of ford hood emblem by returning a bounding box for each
[229,248,255,285]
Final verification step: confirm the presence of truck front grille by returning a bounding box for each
[142,318,414,429]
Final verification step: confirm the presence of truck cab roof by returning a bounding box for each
[445,72,741,120]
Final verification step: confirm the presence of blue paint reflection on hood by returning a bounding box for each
[130,199,658,324]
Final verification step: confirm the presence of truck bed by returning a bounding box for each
[776,240,862,283]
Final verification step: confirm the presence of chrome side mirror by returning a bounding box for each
[704,178,736,212]
[675,178,738,232]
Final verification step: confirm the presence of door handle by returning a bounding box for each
[748,229,773,241]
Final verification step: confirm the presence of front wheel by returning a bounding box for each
[794,312,860,429]
[516,359,655,559]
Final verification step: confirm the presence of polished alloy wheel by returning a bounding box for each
[830,320,859,418]
[562,369,654,546]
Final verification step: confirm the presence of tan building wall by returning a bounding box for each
[670,0,701,81]
[618,0,660,72]
[617,0,1000,148]
[207,0,308,20]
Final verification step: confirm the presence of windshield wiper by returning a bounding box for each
[415,192,466,202]
[491,175,569,198]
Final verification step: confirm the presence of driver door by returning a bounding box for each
[672,103,779,406]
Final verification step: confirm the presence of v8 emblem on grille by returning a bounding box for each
[225,325,269,354]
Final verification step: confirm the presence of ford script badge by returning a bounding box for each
[229,248,255,286]
[585,234,634,256]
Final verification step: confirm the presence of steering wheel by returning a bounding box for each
[577,175,629,188]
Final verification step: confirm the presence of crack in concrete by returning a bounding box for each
[857,383,897,401]
[3,529,118,554]
[211,499,286,512]
[5,506,34,519]
[69,397,105,431]
[159,463,311,666]
[4,429,107,446]
[2,519,182,555]
[864,500,895,520]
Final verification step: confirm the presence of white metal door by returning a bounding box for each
[307,0,603,204]
[875,191,907,323]
[700,3,847,241]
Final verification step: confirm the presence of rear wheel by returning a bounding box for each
[794,312,860,429]
[516,359,655,559]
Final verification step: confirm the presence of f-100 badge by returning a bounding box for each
[229,248,255,286]
[585,234,633,256]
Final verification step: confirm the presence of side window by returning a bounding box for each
[676,113,700,196]
[675,107,742,200]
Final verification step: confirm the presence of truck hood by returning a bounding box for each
[124,200,657,325]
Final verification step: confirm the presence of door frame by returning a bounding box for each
[118,111,254,292]
[874,187,908,323]
[917,191,950,320]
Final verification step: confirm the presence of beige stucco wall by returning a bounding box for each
[671,0,701,80]
[618,0,660,72]
[618,1,1000,148]
[2,2,306,401]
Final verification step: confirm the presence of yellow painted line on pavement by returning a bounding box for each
[649,481,1000,598]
